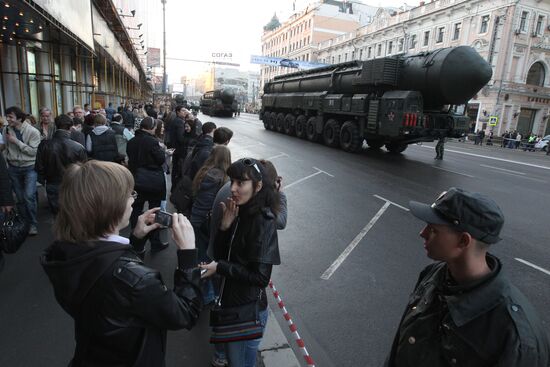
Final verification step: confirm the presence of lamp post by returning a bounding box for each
[162,0,167,93]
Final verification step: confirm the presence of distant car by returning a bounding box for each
[534,135,550,151]
[280,59,299,68]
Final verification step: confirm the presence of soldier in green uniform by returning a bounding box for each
[385,188,550,367]
[434,136,445,160]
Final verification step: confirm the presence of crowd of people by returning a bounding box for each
[1,101,549,367]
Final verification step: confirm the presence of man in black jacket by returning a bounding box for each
[187,121,217,180]
[170,106,198,188]
[386,188,550,367]
[36,114,88,214]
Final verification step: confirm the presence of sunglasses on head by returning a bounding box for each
[240,158,262,180]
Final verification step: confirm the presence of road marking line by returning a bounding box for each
[267,152,289,160]
[321,202,391,280]
[432,166,474,178]
[285,167,333,189]
[312,166,335,177]
[487,169,547,183]
[373,194,410,211]
[418,145,550,170]
[480,164,526,175]
[515,258,550,276]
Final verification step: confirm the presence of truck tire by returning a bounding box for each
[306,117,320,142]
[269,112,277,130]
[284,114,296,135]
[385,142,408,154]
[276,113,285,132]
[340,121,361,152]
[295,115,307,139]
[323,119,341,148]
[263,111,272,130]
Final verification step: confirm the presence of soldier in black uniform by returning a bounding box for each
[386,188,550,367]
[434,136,445,160]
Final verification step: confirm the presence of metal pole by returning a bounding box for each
[162,0,167,93]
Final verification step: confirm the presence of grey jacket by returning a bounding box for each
[1,122,41,167]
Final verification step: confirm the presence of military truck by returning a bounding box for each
[200,89,238,117]
[260,46,492,153]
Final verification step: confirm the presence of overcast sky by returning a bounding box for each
[142,0,419,83]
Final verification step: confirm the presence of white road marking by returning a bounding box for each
[480,164,526,175]
[267,152,289,160]
[515,258,550,276]
[418,145,550,170]
[373,194,410,211]
[432,165,475,178]
[285,167,333,189]
[487,169,547,183]
[321,202,391,280]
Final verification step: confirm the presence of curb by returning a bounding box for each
[258,308,302,367]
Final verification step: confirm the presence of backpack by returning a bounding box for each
[169,175,194,216]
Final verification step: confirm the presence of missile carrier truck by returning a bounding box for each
[260,46,492,153]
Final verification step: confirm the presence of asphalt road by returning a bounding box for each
[0,112,548,367]
[204,113,550,367]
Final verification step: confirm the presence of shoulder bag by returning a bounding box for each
[1,209,30,254]
[209,218,264,343]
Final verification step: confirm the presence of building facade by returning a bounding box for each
[259,0,378,89]
[0,0,151,118]
[315,0,550,137]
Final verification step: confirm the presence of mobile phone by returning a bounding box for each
[201,268,208,275]
[154,210,173,227]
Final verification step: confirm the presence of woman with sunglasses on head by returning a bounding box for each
[41,160,202,367]
[127,116,168,255]
[200,158,280,367]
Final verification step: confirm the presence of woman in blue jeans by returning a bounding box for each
[201,158,280,367]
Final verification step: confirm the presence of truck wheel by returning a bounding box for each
[295,115,307,139]
[276,113,285,132]
[385,142,408,154]
[306,117,320,142]
[323,119,341,148]
[263,111,272,130]
[269,112,277,130]
[284,114,296,135]
[340,121,361,152]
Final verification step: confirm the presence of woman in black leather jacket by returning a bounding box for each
[41,160,202,367]
[200,158,280,367]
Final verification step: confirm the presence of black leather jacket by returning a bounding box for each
[214,204,280,309]
[35,129,87,184]
[41,236,202,367]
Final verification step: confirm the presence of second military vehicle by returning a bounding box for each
[200,89,238,117]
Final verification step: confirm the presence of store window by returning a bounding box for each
[27,50,38,116]
[54,60,63,115]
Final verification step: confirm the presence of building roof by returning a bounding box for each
[264,13,281,31]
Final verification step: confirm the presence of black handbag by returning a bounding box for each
[1,209,30,254]
[134,167,165,193]
[209,218,264,343]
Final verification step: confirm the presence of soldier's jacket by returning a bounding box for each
[385,254,550,367]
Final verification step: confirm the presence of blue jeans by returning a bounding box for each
[8,165,37,226]
[224,308,269,367]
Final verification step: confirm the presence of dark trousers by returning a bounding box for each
[45,183,60,215]
[130,192,162,250]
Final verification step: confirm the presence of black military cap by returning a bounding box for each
[409,187,504,244]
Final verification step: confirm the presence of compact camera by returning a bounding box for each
[154,210,173,227]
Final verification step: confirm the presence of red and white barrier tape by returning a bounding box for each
[268,280,316,367]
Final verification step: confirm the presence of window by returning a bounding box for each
[520,11,529,32]
[480,15,490,33]
[344,53,348,62]
[453,23,461,40]
[331,56,335,64]
[388,41,393,55]
[27,50,39,116]
[338,55,341,63]
[367,47,372,58]
[398,38,404,52]
[536,15,544,35]
[377,44,382,56]
[526,62,545,86]
[423,31,430,46]
[359,49,363,59]
[409,34,417,49]
[437,27,444,43]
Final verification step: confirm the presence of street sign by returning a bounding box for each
[489,116,498,126]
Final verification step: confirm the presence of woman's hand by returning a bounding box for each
[171,213,195,250]
[199,261,217,278]
[133,207,161,239]
[219,198,238,231]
